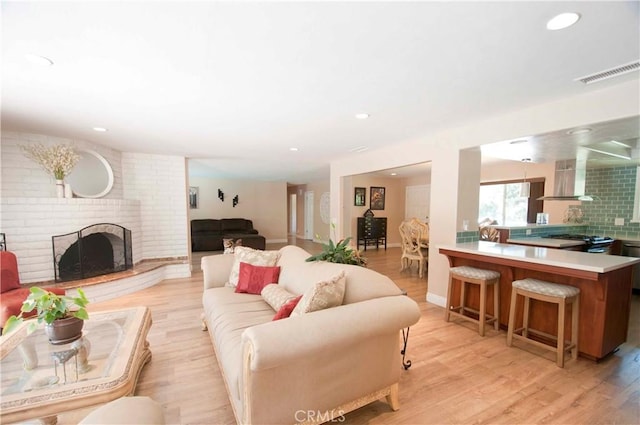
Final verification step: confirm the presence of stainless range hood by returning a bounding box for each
[537,159,594,201]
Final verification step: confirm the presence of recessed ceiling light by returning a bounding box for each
[289,147,298,152]
[546,12,580,30]
[390,172,397,176]
[92,127,108,132]
[567,127,592,135]
[355,113,369,120]
[24,54,54,66]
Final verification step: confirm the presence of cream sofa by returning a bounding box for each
[201,245,421,425]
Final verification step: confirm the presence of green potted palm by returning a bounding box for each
[3,287,89,344]
[306,225,366,266]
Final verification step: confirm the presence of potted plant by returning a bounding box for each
[306,236,367,266]
[306,224,366,266]
[3,287,89,344]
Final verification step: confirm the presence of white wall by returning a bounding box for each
[187,176,288,243]
[330,79,639,307]
[122,153,190,260]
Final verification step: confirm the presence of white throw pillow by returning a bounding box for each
[291,271,346,316]
[227,246,280,287]
[261,284,297,311]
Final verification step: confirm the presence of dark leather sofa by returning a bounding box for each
[191,218,265,251]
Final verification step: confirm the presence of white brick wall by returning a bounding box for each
[0,198,141,283]
[1,132,124,199]
[121,153,189,260]
[1,133,191,284]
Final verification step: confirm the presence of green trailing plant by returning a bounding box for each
[306,225,366,266]
[3,287,89,334]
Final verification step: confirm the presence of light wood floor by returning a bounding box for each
[62,239,638,424]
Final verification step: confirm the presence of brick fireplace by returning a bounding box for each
[1,198,142,283]
[53,223,133,282]
[1,132,191,286]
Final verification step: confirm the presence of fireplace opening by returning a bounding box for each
[53,223,132,282]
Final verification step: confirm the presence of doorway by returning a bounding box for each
[289,194,297,235]
[304,191,314,240]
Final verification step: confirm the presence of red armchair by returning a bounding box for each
[1,251,66,331]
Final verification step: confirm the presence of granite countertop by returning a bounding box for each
[506,237,585,248]
[438,241,640,273]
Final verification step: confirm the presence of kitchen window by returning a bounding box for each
[479,179,545,226]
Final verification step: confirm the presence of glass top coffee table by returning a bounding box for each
[1,306,152,424]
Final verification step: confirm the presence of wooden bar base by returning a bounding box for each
[440,247,633,361]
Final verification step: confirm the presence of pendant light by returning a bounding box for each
[520,158,531,198]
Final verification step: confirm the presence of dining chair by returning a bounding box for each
[399,219,429,278]
[479,225,499,241]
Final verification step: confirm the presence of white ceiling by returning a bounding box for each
[2,1,639,184]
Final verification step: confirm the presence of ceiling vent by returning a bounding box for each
[575,60,640,84]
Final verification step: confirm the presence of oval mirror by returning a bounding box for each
[66,150,114,198]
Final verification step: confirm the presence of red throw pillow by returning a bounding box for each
[235,262,281,295]
[273,295,303,321]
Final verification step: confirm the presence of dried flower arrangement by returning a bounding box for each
[20,143,80,180]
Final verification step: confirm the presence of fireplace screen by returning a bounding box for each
[52,223,132,282]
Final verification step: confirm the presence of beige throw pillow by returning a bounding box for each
[291,271,346,316]
[227,246,280,287]
[261,284,297,311]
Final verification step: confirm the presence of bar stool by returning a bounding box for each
[445,266,500,336]
[507,278,580,368]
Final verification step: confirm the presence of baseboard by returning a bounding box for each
[266,238,288,244]
[427,292,446,307]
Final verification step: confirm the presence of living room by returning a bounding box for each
[1,1,639,424]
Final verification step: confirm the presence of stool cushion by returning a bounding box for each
[78,396,165,424]
[450,266,500,280]
[512,278,580,298]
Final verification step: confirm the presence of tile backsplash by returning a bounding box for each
[582,166,640,240]
[456,231,479,243]
[508,225,587,238]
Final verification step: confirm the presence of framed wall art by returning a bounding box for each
[370,186,385,210]
[354,187,366,206]
[189,186,199,209]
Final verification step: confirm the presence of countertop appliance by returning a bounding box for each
[541,234,614,253]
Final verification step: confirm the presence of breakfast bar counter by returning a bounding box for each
[505,237,585,249]
[439,242,640,361]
